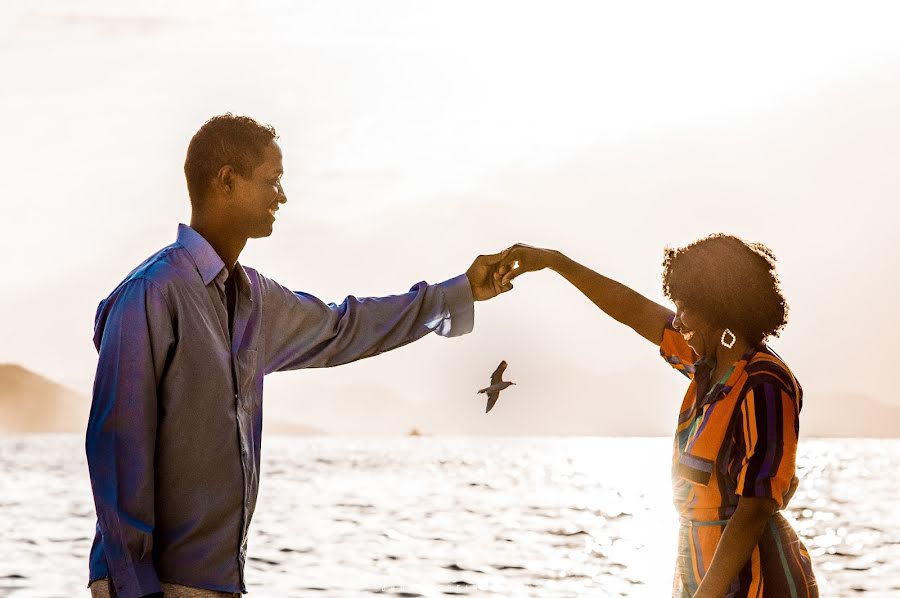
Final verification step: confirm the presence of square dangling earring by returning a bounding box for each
[721,328,736,349]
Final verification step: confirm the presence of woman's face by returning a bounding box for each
[673,300,715,358]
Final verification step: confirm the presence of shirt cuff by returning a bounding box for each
[436,274,475,337]
[110,561,161,598]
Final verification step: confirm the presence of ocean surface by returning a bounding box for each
[0,436,897,597]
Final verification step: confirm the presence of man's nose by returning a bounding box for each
[277,183,287,203]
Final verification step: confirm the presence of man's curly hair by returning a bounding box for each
[661,234,789,346]
[184,113,279,206]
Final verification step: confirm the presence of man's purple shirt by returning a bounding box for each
[86,224,474,597]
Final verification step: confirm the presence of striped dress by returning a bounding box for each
[660,318,818,597]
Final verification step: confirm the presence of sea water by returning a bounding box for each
[0,436,897,597]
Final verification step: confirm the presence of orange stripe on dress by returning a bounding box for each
[741,388,761,494]
[749,545,763,597]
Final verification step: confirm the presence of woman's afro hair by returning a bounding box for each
[662,233,789,346]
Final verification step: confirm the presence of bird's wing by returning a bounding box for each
[485,391,500,413]
[490,360,508,385]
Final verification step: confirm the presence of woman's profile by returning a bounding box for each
[498,234,818,597]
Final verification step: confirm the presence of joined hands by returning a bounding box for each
[466,243,559,301]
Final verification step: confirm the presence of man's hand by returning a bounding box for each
[466,249,516,301]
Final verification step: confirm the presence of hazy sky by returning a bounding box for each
[2,2,900,433]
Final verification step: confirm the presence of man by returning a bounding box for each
[85,114,511,597]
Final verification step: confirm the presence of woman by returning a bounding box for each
[497,235,818,597]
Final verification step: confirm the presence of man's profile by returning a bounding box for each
[85,114,510,597]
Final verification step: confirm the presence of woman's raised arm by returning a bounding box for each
[500,243,673,345]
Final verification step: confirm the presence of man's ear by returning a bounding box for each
[216,165,235,196]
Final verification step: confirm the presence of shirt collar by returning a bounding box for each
[176,224,251,296]
[694,343,761,406]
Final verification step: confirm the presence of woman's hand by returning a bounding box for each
[498,243,561,287]
[693,496,777,598]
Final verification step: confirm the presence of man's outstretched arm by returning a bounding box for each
[261,251,511,373]
[86,278,173,598]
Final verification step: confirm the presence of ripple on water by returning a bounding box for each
[278,546,314,553]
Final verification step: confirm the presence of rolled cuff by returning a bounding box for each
[435,274,475,337]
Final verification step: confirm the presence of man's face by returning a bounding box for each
[229,141,286,239]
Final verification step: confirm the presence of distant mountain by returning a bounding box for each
[801,392,900,438]
[263,420,328,436]
[261,363,685,437]
[263,364,900,438]
[4,364,898,437]
[0,364,89,433]
[0,364,326,436]
[263,379,424,436]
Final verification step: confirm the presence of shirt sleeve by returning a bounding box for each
[734,379,800,509]
[659,314,698,379]
[86,278,173,598]
[260,273,475,373]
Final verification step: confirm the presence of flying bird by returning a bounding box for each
[477,360,516,413]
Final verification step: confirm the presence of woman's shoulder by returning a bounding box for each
[742,346,803,400]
